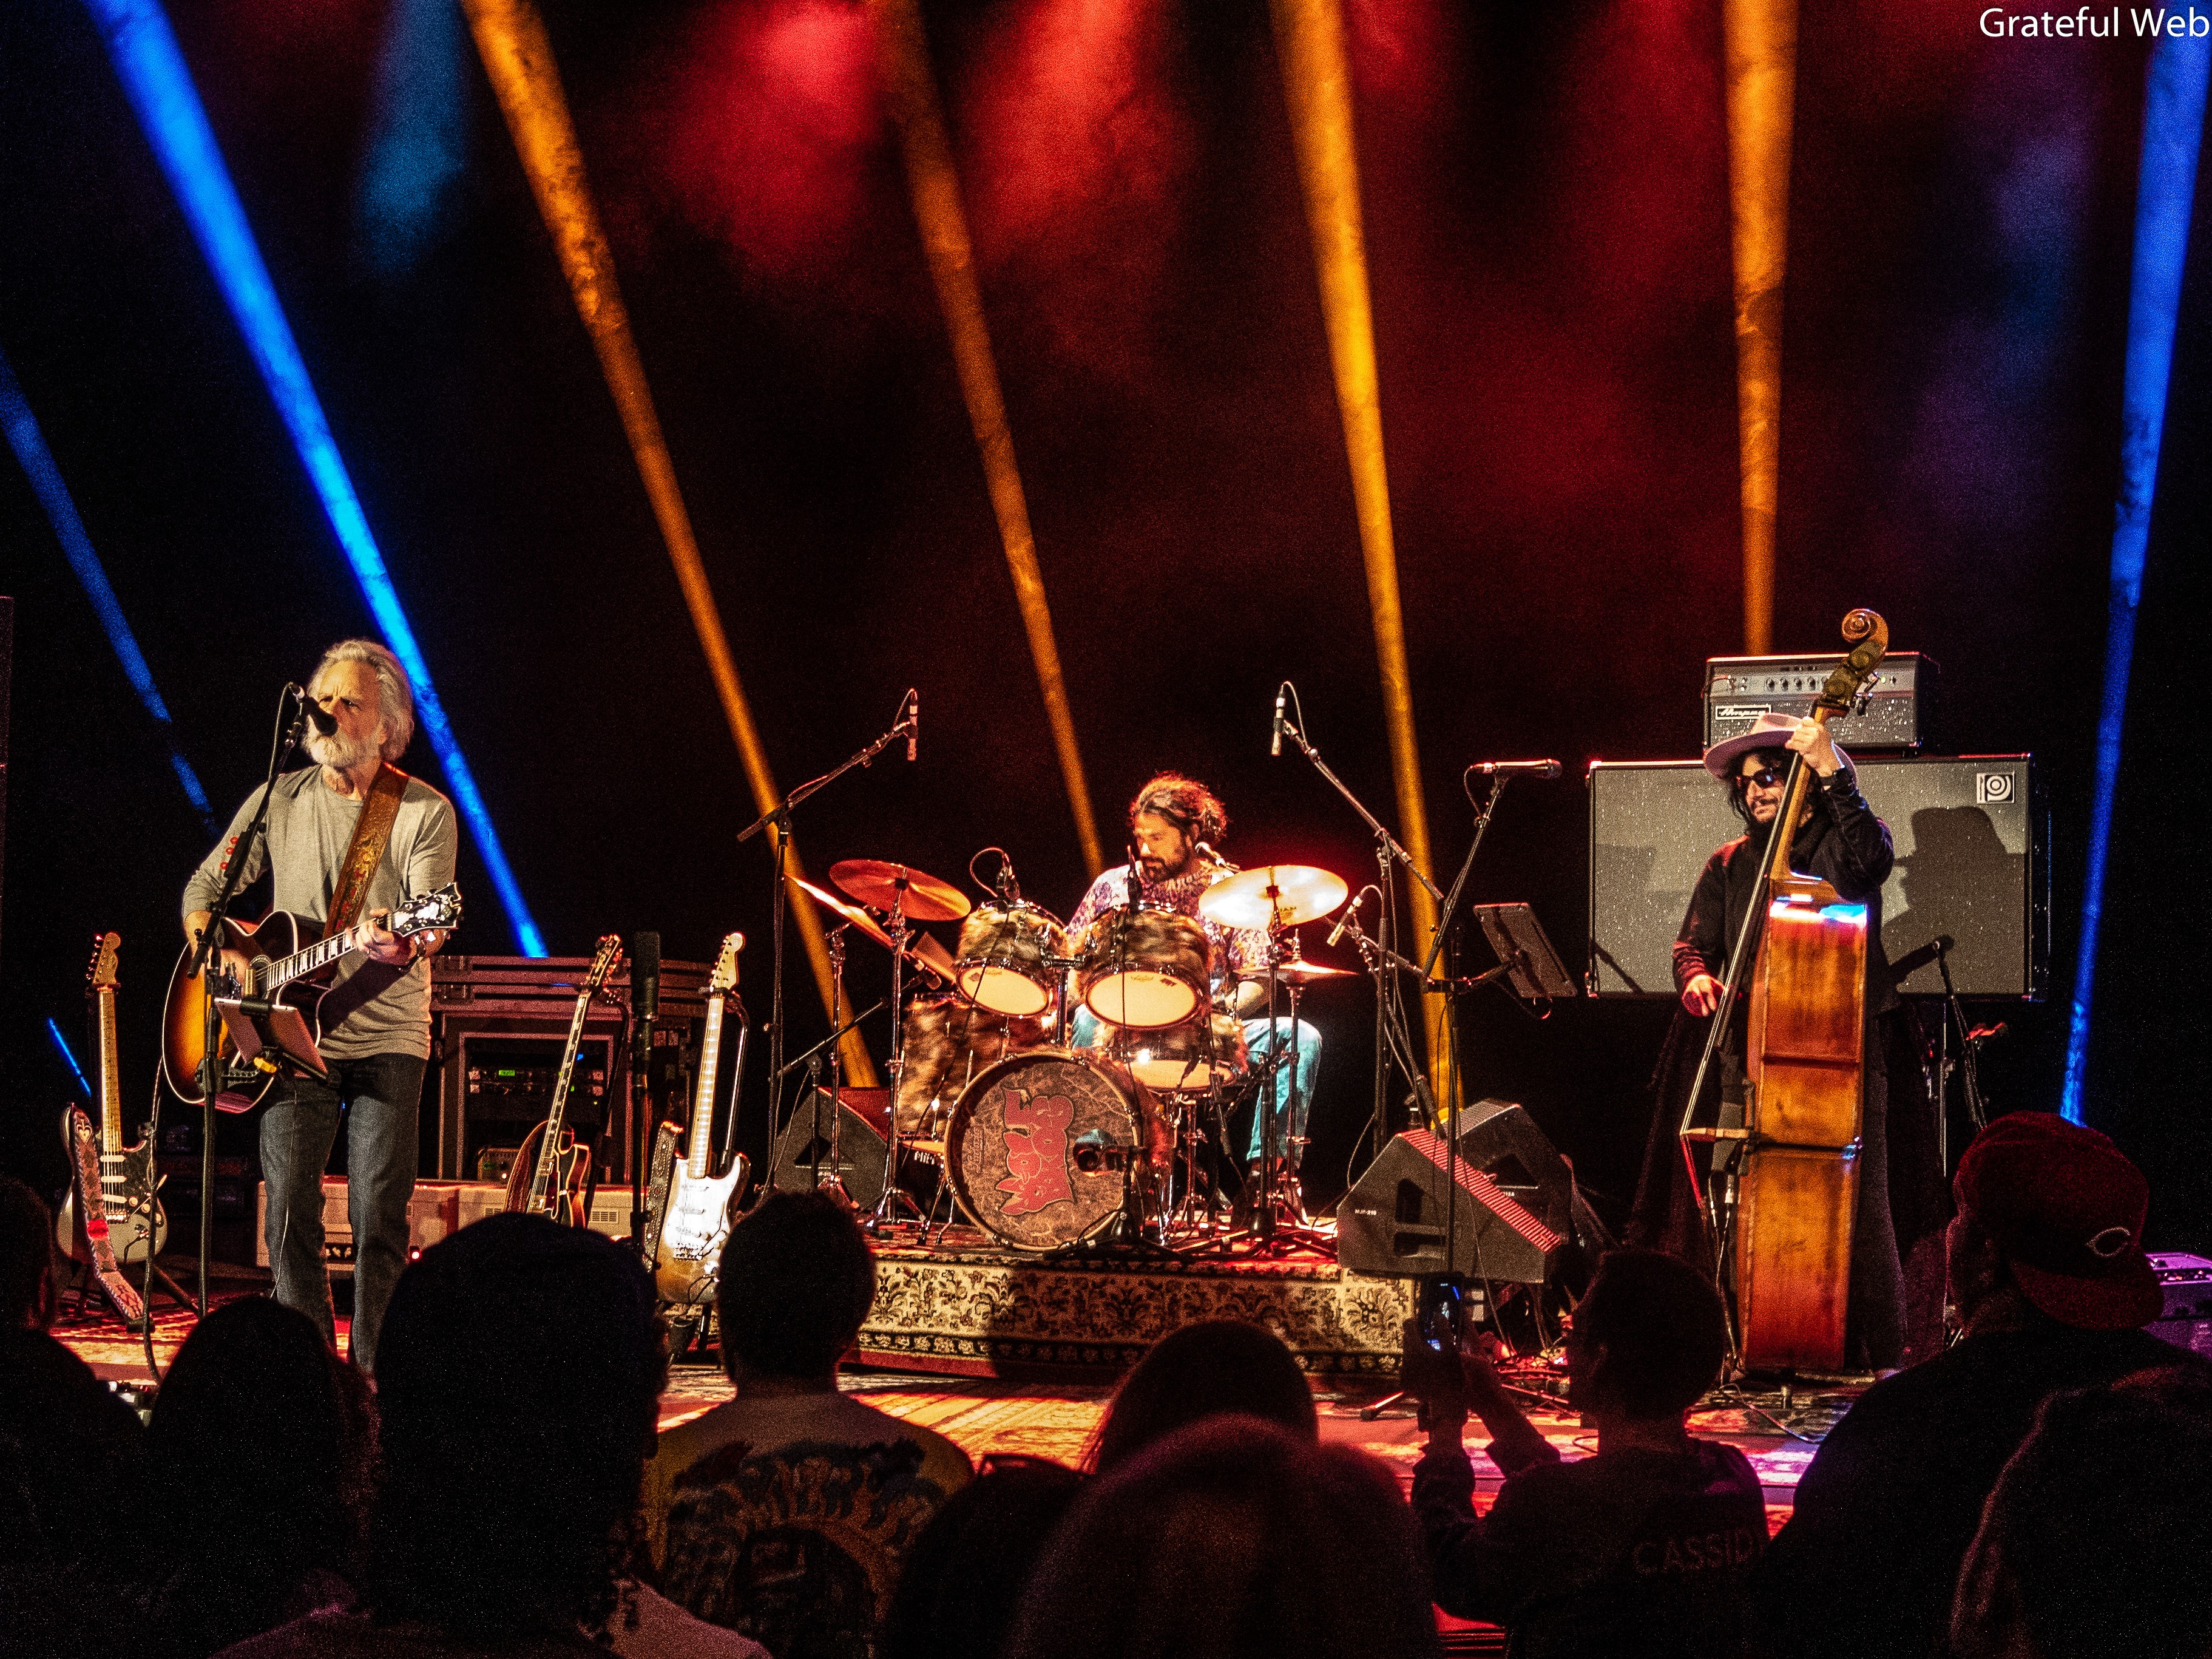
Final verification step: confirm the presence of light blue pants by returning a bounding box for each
[1067,1007,1322,1165]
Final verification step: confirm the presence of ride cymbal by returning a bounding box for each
[1197,864,1349,931]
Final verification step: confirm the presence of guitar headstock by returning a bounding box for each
[709,931,743,997]
[393,883,464,937]
[86,931,120,994]
[585,934,624,999]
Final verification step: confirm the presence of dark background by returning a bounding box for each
[3,0,2205,1249]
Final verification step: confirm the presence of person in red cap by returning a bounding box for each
[1749,1111,2198,1659]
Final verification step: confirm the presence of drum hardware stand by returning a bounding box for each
[738,694,918,1188]
[866,880,929,1234]
[1276,704,1443,1163]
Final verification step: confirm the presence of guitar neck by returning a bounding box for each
[96,985,123,1155]
[261,927,366,992]
[686,1000,726,1178]
[529,983,599,1206]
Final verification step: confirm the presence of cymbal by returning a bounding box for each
[794,877,898,951]
[1197,864,1349,931]
[1268,958,1356,986]
[828,858,971,922]
[794,878,956,982]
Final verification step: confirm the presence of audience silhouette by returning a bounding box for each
[1753,1111,2202,1659]
[647,1192,968,1659]
[879,1457,1083,1659]
[1084,1318,1317,1474]
[1402,1247,1766,1657]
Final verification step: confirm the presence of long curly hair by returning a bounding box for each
[1128,773,1228,850]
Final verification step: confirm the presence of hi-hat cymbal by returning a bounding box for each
[1197,864,1349,931]
[828,858,971,922]
[1268,958,1356,986]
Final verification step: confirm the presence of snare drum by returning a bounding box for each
[1074,906,1211,1030]
[895,995,1049,1136]
[955,903,1070,1017]
[944,1049,1168,1250]
[1098,1011,1249,1094]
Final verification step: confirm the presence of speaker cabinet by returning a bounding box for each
[1588,755,2046,1000]
[768,1089,892,1211]
[1338,1107,1572,1284]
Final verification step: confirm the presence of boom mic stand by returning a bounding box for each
[738,695,918,1165]
[1274,701,1443,1161]
[184,684,314,1317]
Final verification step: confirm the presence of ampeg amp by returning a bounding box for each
[1705,652,1936,751]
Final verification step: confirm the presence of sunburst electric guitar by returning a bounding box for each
[57,933,153,1323]
[507,936,623,1227]
[651,932,749,1309]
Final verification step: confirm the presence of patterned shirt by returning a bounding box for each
[1068,860,1273,985]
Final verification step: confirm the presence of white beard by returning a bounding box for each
[308,727,381,772]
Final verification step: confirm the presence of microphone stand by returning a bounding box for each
[738,697,915,1159]
[183,685,313,1317]
[1276,711,1441,1161]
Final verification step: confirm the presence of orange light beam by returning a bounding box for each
[866,0,1106,879]
[459,0,879,1085]
[1723,0,1798,654]
[1268,0,1447,1094]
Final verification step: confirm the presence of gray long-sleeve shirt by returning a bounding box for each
[182,766,459,1060]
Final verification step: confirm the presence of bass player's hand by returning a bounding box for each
[1682,972,1724,1017]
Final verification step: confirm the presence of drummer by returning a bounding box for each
[1066,773,1324,1182]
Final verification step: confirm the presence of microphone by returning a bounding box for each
[1193,841,1225,866]
[1471,759,1562,778]
[631,931,661,1027]
[906,690,918,762]
[1271,685,1286,758]
[288,684,338,737]
[1327,892,1366,947]
[995,852,1021,905]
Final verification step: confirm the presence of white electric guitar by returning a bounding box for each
[651,932,748,1309]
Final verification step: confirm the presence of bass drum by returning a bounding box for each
[895,996,1050,1138]
[944,1050,1168,1251]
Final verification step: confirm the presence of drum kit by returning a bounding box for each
[793,851,1356,1255]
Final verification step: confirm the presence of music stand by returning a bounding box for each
[214,998,330,1084]
[1470,904,1576,1003]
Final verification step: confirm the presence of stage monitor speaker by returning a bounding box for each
[1445,1098,1581,1247]
[768,1088,892,1212]
[1587,755,2046,1000]
[1338,1112,1571,1285]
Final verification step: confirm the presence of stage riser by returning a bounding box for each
[854,1244,1416,1380]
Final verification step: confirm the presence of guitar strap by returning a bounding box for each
[325,763,410,938]
[68,1108,146,1325]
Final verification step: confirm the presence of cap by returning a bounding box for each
[1953,1112,2163,1331]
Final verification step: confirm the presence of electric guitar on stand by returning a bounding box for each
[162,884,464,1109]
[56,932,174,1324]
[651,932,749,1313]
[507,936,623,1227]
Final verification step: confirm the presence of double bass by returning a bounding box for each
[1685,609,1889,1372]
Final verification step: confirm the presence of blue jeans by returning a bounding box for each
[260,1051,425,1374]
[1066,1008,1322,1166]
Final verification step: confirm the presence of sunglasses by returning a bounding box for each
[1736,767,1785,789]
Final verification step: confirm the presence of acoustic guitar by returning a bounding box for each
[162,884,463,1110]
[652,932,749,1309]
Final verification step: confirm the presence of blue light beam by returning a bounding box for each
[82,0,546,957]
[1,345,215,833]
[2062,30,2210,1123]
[46,1017,93,1100]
